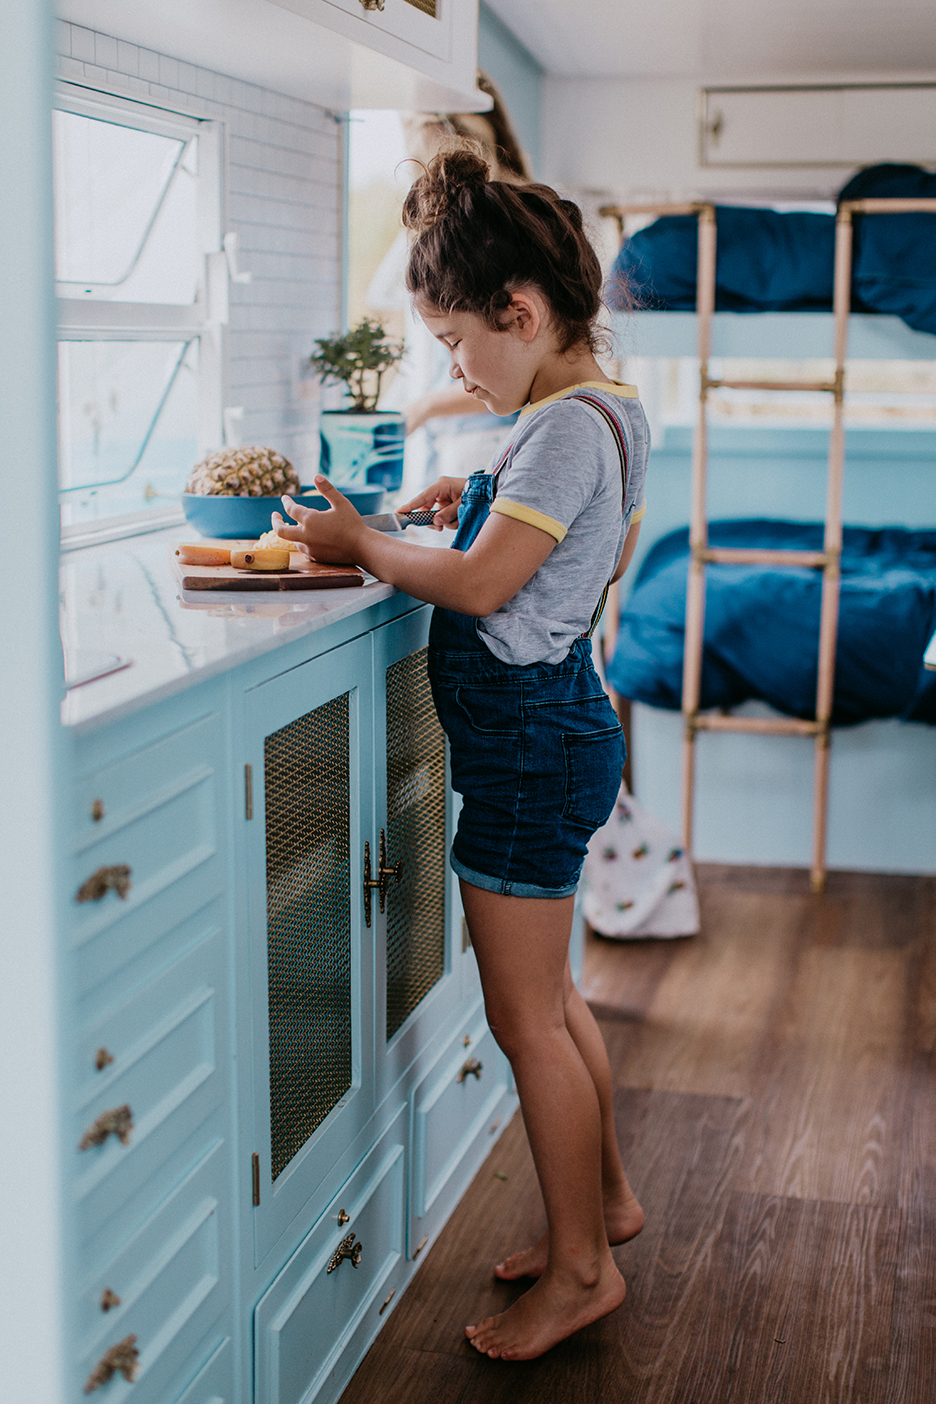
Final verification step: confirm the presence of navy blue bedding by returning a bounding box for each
[608,165,936,336]
[606,520,936,726]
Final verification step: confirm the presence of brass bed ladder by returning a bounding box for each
[601,196,936,892]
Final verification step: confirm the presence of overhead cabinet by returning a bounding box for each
[60,0,486,110]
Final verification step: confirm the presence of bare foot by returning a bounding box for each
[495,1185,644,1281]
[465,1257,626,1361]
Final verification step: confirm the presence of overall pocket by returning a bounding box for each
[561,724,625,831]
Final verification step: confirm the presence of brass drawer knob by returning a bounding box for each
[457,1057,483,1083]
[76,865,132,904]
[100,1288,121,1312]
[84,1334,138,1393]
[79,1104,133,1150]
[94,1047,115,1072]
[359,0,386,9]
[337,1208,350,1226]
[327,1232,363,1273]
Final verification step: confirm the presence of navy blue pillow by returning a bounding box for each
[608,207,836,313]
[839,164,936,335]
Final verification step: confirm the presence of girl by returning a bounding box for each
[273,147,649,1362]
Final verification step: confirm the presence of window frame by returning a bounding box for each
[54,82,227,547]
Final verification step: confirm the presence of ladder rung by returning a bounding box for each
[841,198,936,215]
[691,714,824,737]
[706,378,837,394]
[699,546,829,568]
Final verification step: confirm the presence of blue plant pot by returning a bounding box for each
[319,410,405,491]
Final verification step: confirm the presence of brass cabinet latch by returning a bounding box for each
[359,0,386,9]
[327,1232,363,1273]
[457,1058,483,1084]
[76,865,132,904]
[79,1104,133,1150]
[84,1334,139,1393]
[363,829,402,927]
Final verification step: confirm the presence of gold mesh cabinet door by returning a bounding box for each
[402,0,437,13]
[265,694,351,1181]
[385,649,446,1041]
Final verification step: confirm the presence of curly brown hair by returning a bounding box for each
[403,146,605,354]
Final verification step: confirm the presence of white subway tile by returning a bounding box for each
[158,54,180,89]
[115,40,139,75]
[70,26,95,61]
[137,47,160,82]
[55,20,71,57]
[176,61,200,94]
[94,33,118,69]
[56,55,86,80]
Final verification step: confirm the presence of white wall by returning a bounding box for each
[56,21,343,478]
[542,73,936,203]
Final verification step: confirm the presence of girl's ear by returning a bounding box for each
[508,287,547,343]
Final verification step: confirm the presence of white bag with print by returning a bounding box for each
[583,785,700,939]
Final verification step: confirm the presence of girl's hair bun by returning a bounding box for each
[404,139,606,354]
[403,144,490,235]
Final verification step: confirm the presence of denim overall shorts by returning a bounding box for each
[427,466,625,899]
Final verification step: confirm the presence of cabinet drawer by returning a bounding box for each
[255,1111,407,1404]
[77,1143,230,1404]
[176,1337,233,1404]
[69,762,221,952]
[410,1017,512,1252]
[72,713,221,852]
[74,934,224,1249]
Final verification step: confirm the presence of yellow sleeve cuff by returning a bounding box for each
[490,498,567,543]
[631,501,647,523]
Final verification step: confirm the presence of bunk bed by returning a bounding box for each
[600,174,936,886]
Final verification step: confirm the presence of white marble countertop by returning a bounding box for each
[60,526,448,731]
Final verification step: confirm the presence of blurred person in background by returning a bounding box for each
[367,73,532,493]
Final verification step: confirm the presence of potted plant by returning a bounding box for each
[310,318,406,493]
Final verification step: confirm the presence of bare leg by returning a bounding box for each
[495,960,644,1281]
[460,881,626,1361]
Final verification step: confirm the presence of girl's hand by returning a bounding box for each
[272,476,366,563]
[398,476,466,530]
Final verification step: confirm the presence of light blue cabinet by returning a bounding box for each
[68,695,233,1403]
[64,597,517,1404]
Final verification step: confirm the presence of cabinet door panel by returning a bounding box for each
[244,636,375,1264]
[372,611,464,1103]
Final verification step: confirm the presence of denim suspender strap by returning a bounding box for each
[566,393,629,640]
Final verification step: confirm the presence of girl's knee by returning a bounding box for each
[484,1003,565,1062]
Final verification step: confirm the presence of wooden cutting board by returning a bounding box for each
[170,544,365,592]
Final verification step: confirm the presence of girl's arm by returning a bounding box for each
[611,519,641,583]
[274,477,554,616]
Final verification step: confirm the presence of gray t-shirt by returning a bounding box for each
[478,382,649,666]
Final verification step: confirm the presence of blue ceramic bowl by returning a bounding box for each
[181,485,385,539]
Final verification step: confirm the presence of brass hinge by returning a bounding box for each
[245,763,253,820]
[251,1152,260,1206]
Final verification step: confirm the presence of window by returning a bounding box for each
[54,85,225,541]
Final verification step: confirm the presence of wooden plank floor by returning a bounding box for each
[340,866,936,1404]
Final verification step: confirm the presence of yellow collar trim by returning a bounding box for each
[520,380,639,418]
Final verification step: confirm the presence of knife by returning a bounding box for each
[360,509,439,532]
